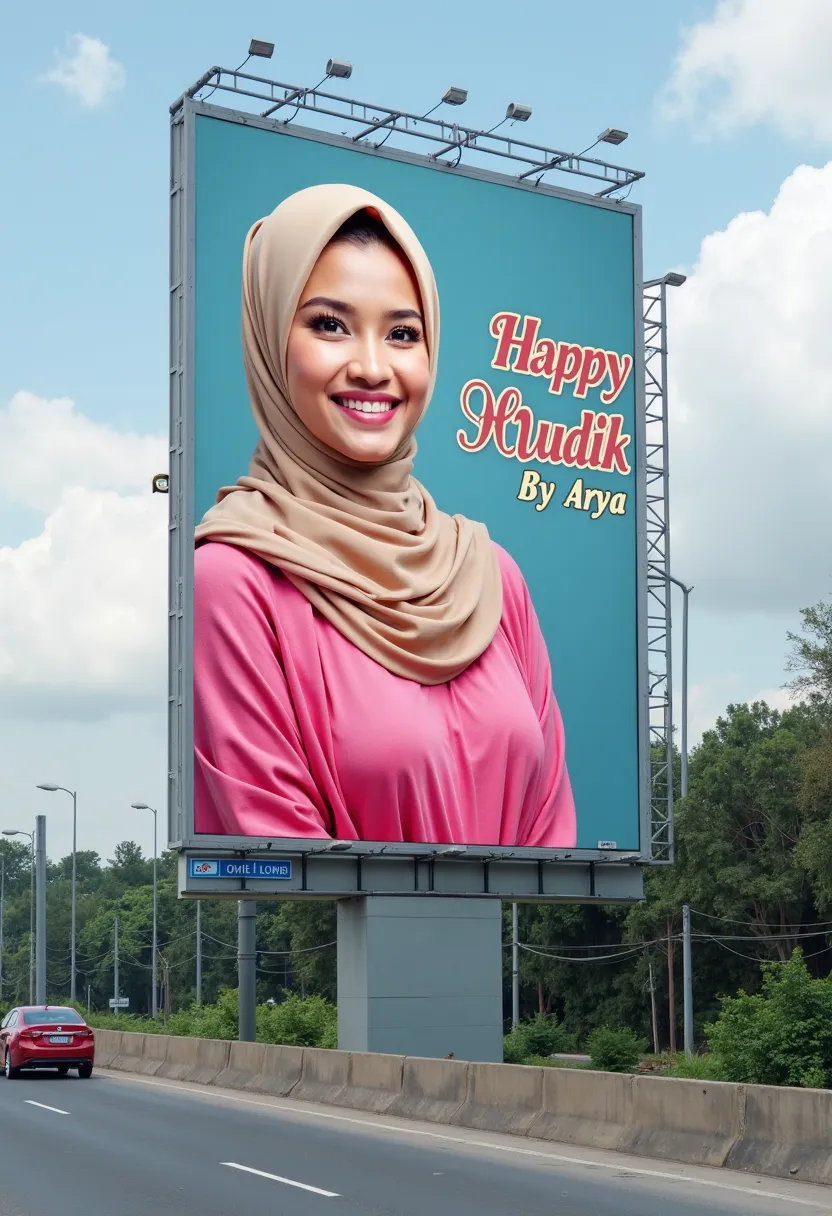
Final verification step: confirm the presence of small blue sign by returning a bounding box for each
[189,858,293,880]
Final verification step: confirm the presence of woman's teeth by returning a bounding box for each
[334,397,397,414]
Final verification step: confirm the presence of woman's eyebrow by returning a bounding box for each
[387,308,423,322]
[300,295,355,314]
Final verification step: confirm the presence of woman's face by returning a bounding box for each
[285,238,430,464]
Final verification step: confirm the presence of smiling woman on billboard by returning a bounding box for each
[192,182,576,849]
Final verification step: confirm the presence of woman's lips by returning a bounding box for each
[330,394,401,426]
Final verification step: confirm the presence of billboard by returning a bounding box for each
[169,95,649,874]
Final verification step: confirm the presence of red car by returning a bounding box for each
[0,1006,95,1079]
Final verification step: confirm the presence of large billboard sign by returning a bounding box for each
[169,84,655,896]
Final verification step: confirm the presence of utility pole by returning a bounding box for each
[646,950,659,1055]
[114,917,120,1016]
[682,904,693,1055]
[196,901,203,1006]
[237,900,256,1042]
[667,915,677,1054]
[35,816,46,1005]
[511,903,520,1030]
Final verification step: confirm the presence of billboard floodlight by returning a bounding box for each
[327,840,353,851]
[442,87,467,107]
[327,58,353,79]
[664,272,687,287]
[248,40,275,59]
[599,127,628,146]
[506,102,532,122]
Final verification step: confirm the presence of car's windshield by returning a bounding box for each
[23,1009,84,1026]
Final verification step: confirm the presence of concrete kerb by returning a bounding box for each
[237,1043,304,1098]
[389,1056,470,1125]
[528,1068,632,1151]
[621,1075,743,1168]
[92,1028,121,1070]
[292,1046,350,1104]
[452,1061,545,1137]
[331,1051,405,1114]
[727,1084,832,1186]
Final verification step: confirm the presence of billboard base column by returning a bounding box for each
[337,896,504,1062]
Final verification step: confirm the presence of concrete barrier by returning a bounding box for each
[331,1051,405,1114]
[389,1055,469,1125]
[110,1032,165,1075]
[292,1046,350,1104]
[529,1068,632,1150]
[216,1041,268,1091]
[621,1076,743,1167]
[184,1037,231,1085]
[154,1034,200,1080]
[453,1061,544,1136]
[92,1028,121,1070]
[727,1084,832,1186]
[238,1044,304,1098]
[95,1030,832,1190]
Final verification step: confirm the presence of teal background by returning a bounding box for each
[192,111,640,850]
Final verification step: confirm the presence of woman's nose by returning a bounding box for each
[346,336,391,386]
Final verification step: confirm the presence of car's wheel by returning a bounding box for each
[56,1065,69,1076]
[77,1062,93,1079]
[5,1050,19,1080]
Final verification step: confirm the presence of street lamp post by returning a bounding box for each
[667,578,693,798]
[36,785,77,1001]
[131,803,158,1018]
[3,829,34,1002]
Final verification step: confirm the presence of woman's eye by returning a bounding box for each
[310,313,346,335]
[390,325,421,343]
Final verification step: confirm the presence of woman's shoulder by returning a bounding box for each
[195,541,292,610]
[491,541,530,603]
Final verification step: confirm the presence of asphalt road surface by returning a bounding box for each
[0,1068,829,1215]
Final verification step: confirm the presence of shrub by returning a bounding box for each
[257,993,337,1049]
[666,1052,727,1081]
[705,950,832,1088]
[587,1026,645,1072]
[503,1013,573,1064]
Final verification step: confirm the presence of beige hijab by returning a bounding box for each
[195,183,502,685]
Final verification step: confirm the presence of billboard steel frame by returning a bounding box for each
[170,67,644,198]
[168,73,670,898]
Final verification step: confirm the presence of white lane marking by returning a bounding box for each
[24,1100,69,1115]
[221,1162,339,1197]
[105,1074,827,1211]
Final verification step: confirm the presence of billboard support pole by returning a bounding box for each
[338,896,504,1061]
[237,899,257,1042]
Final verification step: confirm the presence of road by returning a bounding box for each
[0,1068,829,1215]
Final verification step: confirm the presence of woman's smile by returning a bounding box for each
[330,390,401,425]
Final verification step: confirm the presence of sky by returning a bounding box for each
[1,0,831,862]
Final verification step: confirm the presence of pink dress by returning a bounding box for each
[194,540,576,847]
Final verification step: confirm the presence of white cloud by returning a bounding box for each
[0,392,167,718]
[668,161,832,615]
[661,0,832,142]
[42,35,125,109]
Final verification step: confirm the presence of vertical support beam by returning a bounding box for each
[511,903,520,1030]
[35,816,46,1005]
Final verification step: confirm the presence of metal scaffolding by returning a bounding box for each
[643,280,674,862]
